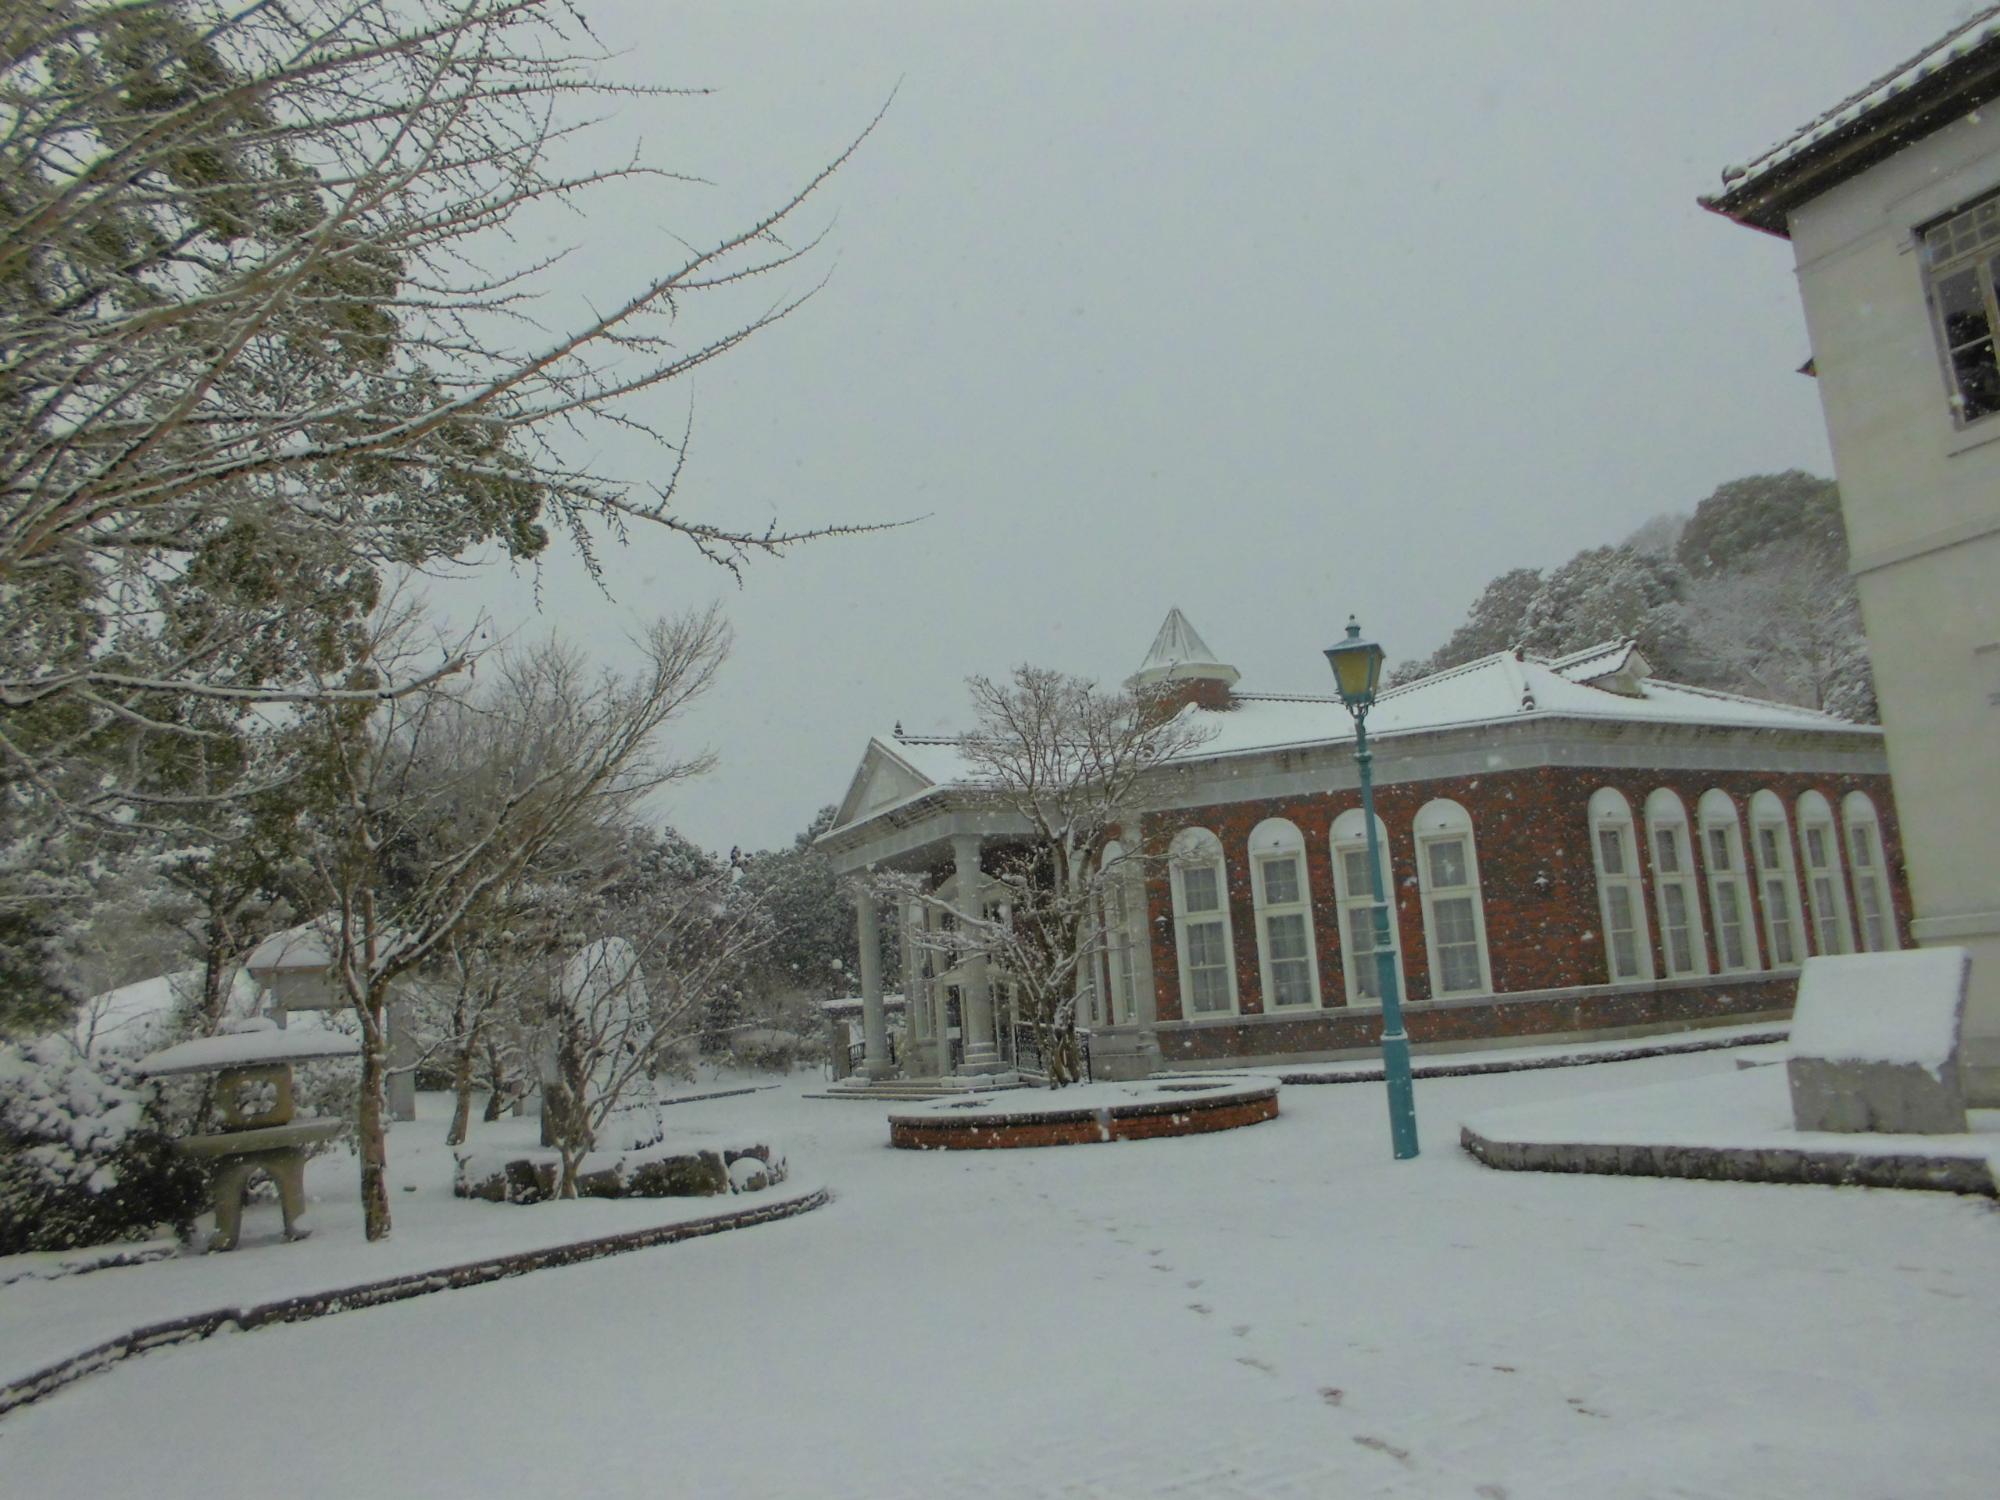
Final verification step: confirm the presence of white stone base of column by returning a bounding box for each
[958,1048,1007,1076]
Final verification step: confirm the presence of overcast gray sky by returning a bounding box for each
[436,0,1977,855]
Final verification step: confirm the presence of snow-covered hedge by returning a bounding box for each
[0,1039,207,1254]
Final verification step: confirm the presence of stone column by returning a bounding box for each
[953,835,1003,1073]
[855,886,893,1080]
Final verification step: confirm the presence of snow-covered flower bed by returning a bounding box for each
[888,1077,1280,1149]
[454,1138,786,1202]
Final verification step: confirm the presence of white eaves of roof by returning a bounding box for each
[1716,6,2000,198]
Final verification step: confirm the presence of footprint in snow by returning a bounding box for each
[1187,1302,1212,1315]
[1318,1387,1344,1408]
[1230,1324,1251,1338]
[1184,1278,1203,1289]
[1476,1486,1510,1499]
[1352,1435,1414,1468]
[1234,1355,1276,1375]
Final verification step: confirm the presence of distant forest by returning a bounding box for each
[1391,471,1874,722]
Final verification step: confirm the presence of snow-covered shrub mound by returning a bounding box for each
[454,1139,786,1203]
[0,1039,207,1254]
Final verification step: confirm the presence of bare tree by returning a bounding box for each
[885,669,1210,1087]
[301,602,728,1239]
[0,0,888,822]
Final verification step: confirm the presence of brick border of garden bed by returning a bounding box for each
[889,1086,1279,1150]
[0,1184,831,1421]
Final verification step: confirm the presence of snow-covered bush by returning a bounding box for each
[0,1039,208,1254]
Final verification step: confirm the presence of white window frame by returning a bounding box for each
[1796,791,1856,958]
[1841,792,1899,954]
[1644,789,1708,980]
[1169,827,1238,1017]
[1247,818,1321,1011]
[1330,808,1404,1007]
[1749,790,1807,969]
[1698,790,1761,974]
[1413,799,1493,998]
[1919,187,2000,428]
[1096,841,1141,1025]
[1589,788,1654,983]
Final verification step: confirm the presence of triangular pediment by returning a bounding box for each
[831,739,934,830]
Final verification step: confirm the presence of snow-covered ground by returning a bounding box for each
[6,1049,1998,1498]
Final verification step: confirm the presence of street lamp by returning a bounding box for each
[1325,615,1420,1160]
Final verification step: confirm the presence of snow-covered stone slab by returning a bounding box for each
[137,1020,360,1076]
[1786,949,1971,1134]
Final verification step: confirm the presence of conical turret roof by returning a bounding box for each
[1128,607,1240,689]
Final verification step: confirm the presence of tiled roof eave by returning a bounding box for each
[1704,27,2000,236]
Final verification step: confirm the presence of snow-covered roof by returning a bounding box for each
[827,642,1875,838]
[1128,607,1240,689]
[1184,649,1854,763]
[1704,7,2000,234]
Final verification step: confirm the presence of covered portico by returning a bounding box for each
[819,733,1141,1091]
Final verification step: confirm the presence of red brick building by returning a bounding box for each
[819,611,1908,1080]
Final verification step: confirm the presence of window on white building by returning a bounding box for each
[1920,188,2000,427]
[1589,788,1653,982]
[1248,818,1320,1009]
[1330,808,1403,1005]
[1796,791,1855,957]
[1749,790,1807,968]
[1170,827,1237,1016]
[1698,790,1759,973]
[1645,789,1707,979]
[1413,799,1492,997]
[1841,792,1899,954]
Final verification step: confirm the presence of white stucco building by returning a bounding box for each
[1705,8,2000,1103]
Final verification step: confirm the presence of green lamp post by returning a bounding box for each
[1325,615,1420,1160]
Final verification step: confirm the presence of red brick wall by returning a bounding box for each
[1138,762,1906,1033]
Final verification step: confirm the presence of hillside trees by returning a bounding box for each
[1403,471,1874,719]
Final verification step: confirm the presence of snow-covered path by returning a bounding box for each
[7,1052,1997,1498]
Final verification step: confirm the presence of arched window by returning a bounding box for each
[1589,788,1653,982]
[1796,791,1855,957]
[1330,808,1404,1005]
[1698,790,1759,973]
[1749,790,1806,968]
[1413,799,1492,997]
[1169,827,1237,1016]
[1644,789,1707,979]
[1247,818,1320,1010]
[1097,841,1142,1025]
[1842,792,1898,953]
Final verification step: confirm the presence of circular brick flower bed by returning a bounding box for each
[888,1079,1279,1150]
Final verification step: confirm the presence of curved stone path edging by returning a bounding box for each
[1459,1126,1996,1196]
[890,1084,1279,1150]
[0,1185,831,1422]
[1276,1029,1789,1087]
